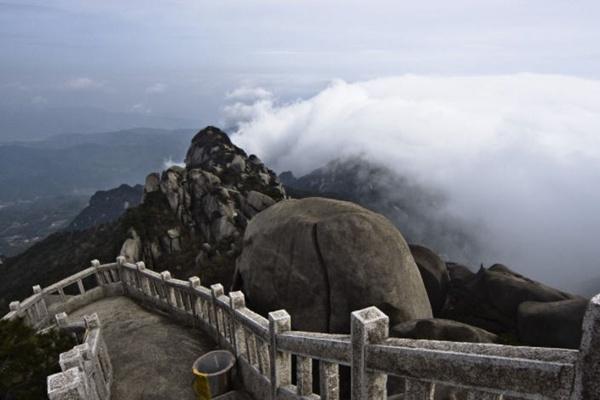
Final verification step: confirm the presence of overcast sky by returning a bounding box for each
[1,0,599,137]
[3,1,600,291]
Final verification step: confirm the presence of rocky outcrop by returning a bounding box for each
[69,184,143,231]
[409,244,449,315]
[120,126,285,285]
[484,264,575,317]
[120,228,142,264]
[391,318,498,343]
[234,197,433,333]
[441,262,586,347]
[517,298,588,349]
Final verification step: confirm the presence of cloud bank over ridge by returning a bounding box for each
[229,74,600,294]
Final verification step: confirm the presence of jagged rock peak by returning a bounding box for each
[128,125,286,283]
[185,126,245,170]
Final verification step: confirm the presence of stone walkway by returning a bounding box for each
[69,296,217,400]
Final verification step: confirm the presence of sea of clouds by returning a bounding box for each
[225,74,600,295]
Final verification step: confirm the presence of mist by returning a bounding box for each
[228,74,600,295]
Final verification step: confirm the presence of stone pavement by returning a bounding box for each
[69,296,217,400]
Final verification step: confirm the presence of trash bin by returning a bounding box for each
[192,350,236,400]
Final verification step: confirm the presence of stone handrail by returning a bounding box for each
[2,258,599,399]
[47,313,113,400]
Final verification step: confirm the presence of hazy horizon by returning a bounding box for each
[2,1,600,294]
[2,1,600,140]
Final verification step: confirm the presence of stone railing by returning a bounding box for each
[47,313,113,400]
[3,257,600,399]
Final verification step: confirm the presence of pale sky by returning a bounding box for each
[1,0,600,139]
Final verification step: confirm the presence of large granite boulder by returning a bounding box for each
[409,244,449,315]
[517,298,588,349]
[391,318,498,343]
[234,197,433,333]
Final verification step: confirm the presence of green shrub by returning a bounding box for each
[0,318,75,400]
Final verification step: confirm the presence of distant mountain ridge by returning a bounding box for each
[0,128,193,202]
[68,184,144,231]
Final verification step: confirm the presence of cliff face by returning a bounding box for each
[119,126,286,287]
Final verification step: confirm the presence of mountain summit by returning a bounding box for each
[120,126,286,286]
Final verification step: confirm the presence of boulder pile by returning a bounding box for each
[120,126,285,284]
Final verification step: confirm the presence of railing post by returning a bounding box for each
[55,312,68,328]
[160,271,175,306]
[269,310,291,400]
[117,256,128,292]
[136,262,151,296]
[47,367,89,400]
[351,306,389,400]
[93,259,105,287]
[188,277,202,317]
[33,285,49,323]
[9,301,21,319]
[573,294,600,400]
[229,291,246,356]
[210,284,224,334]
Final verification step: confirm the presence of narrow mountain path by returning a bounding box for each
[68,296,216,400]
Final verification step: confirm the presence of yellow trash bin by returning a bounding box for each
[192,350,236,400]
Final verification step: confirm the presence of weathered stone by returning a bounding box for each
[231,154,246,173]
[246,190,276,212]
[211,216,238,241]
[517,298,588,349]
[120,228,141,263]
[484,264,575,317]
[409,244,449,315]
[446,262,475,284]
[235,197,432,334]
[144,172,160,194]
[391,318,498,343]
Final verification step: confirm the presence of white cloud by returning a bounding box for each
[226,86,273,102]
[131,103,151,114]
[146,82,167,94]
[64,77,104,90]
[162,157,185,169]
[229,74,600,294]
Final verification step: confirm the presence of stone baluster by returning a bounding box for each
[296,356,312,396]
[573,294,600,400]
[210,284,224,333]
[76,279,86,295]
[33,284,49,323]
[136,262,151,295]
[229,291,246,356]
[269,309,291,400]
[320,361,340,400]
[351,306,388,400]
[47,367,89,400]
[160,271,176,306]
[189,277,202,317]
[117,256,128,290]
[93,259,105,287]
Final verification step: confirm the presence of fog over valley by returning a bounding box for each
[230,75,600,295]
